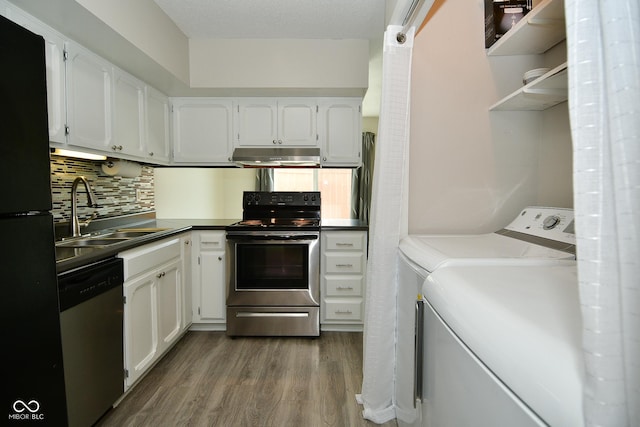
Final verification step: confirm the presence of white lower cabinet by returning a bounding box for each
[119,236,184,390]
[191,231,227,328]
[320,230,368,331]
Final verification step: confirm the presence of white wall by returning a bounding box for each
[75,0,189,84]
[190,38,369,91]
[407,0,573,234]
[154,168,255,219]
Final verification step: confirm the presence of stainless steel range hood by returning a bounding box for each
[232,147,321,167]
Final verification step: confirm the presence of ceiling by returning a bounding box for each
[153,0,387,117]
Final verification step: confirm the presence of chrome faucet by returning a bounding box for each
[70,176,99,237]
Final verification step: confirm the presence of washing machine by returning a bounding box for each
[396,206,577,427]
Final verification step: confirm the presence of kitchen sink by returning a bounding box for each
[104,231,156,238]
[56,238,130,248]
[55,227,170,249]
[115,227,169,233]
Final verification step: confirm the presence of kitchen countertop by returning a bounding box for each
[321,219,368,230]
[56,215,368,273]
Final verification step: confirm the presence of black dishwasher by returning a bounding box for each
[58,257,124,427]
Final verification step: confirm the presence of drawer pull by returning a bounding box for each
[335,310,353,315]
[336,242,354,247]
[156,271,166,278]
[336,286,354,291]
[335,263,354,268]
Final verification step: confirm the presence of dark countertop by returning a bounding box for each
[55,216,238,273]
[56,214,368,273]
[321,219,369,230]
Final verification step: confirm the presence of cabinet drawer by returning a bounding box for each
[119,238,181,279]
[323,252,364,274]
[199,232,225,248]
[324,232,366,251]
[324,276,363,297]
[323,299,363,322]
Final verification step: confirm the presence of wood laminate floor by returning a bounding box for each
[96,331,397,427]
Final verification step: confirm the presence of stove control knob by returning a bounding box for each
[303,194,309,201]
[543,215,561,230]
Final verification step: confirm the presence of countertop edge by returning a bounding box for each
[56,217,368,273]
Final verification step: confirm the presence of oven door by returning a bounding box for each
[226,231,320,307]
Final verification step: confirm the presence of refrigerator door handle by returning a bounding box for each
[414,297,425,406]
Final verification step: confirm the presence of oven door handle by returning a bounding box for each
[227,234,319,241]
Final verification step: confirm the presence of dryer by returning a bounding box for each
[421,263,583,427]
[396,206,577,427]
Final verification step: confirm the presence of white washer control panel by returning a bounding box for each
[504,207,575,245]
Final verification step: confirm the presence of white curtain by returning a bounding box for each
[356,25,414,423]
[565,1,640,426]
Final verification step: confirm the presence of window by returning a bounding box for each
[273,169,352,219]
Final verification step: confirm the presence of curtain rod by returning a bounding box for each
[396,0,423,43]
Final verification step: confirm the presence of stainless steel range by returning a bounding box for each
[226,191,321,337]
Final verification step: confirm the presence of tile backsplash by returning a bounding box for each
[50,155,154,223]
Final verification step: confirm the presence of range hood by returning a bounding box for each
[232,147,321,167]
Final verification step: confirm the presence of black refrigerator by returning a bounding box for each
[1,16,68,425]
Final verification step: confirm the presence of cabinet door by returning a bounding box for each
[198,249,226,321]
[145,85,170,163]
[172,98,233,164]
[4,6,67,144]
[156,259,182,354]
[192,231,226,323]
[124,272,156,388]
[319,98,362,166]
[236,98,278,146]
[65,41,113,152]
[180,234,193,332]
[278,98,317,146]
[44,32,66,144]
[113,69,145,158]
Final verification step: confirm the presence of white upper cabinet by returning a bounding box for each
[236,98,318,146]
[145,86,171,164]
[113,69,146,158]
[65,40,114,152]
[318,98,362,167]
[43,31,66,144]
[171,98,234,165]
[3,5,67,144]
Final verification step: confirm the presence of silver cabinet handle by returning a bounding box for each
[218,256,223,261]
[335,263,353,268]
[335,310,352,315]
[156,271,166,278]
[336,286,354,291]
[148,151,154,156]
[272,140,278,144]
[111,145,123,151]
[336,242,354,247]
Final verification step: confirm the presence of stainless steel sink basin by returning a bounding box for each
[55,227,170,249]
[105,231,155,238]
[56,238,130,248]
[115,227,169,233]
